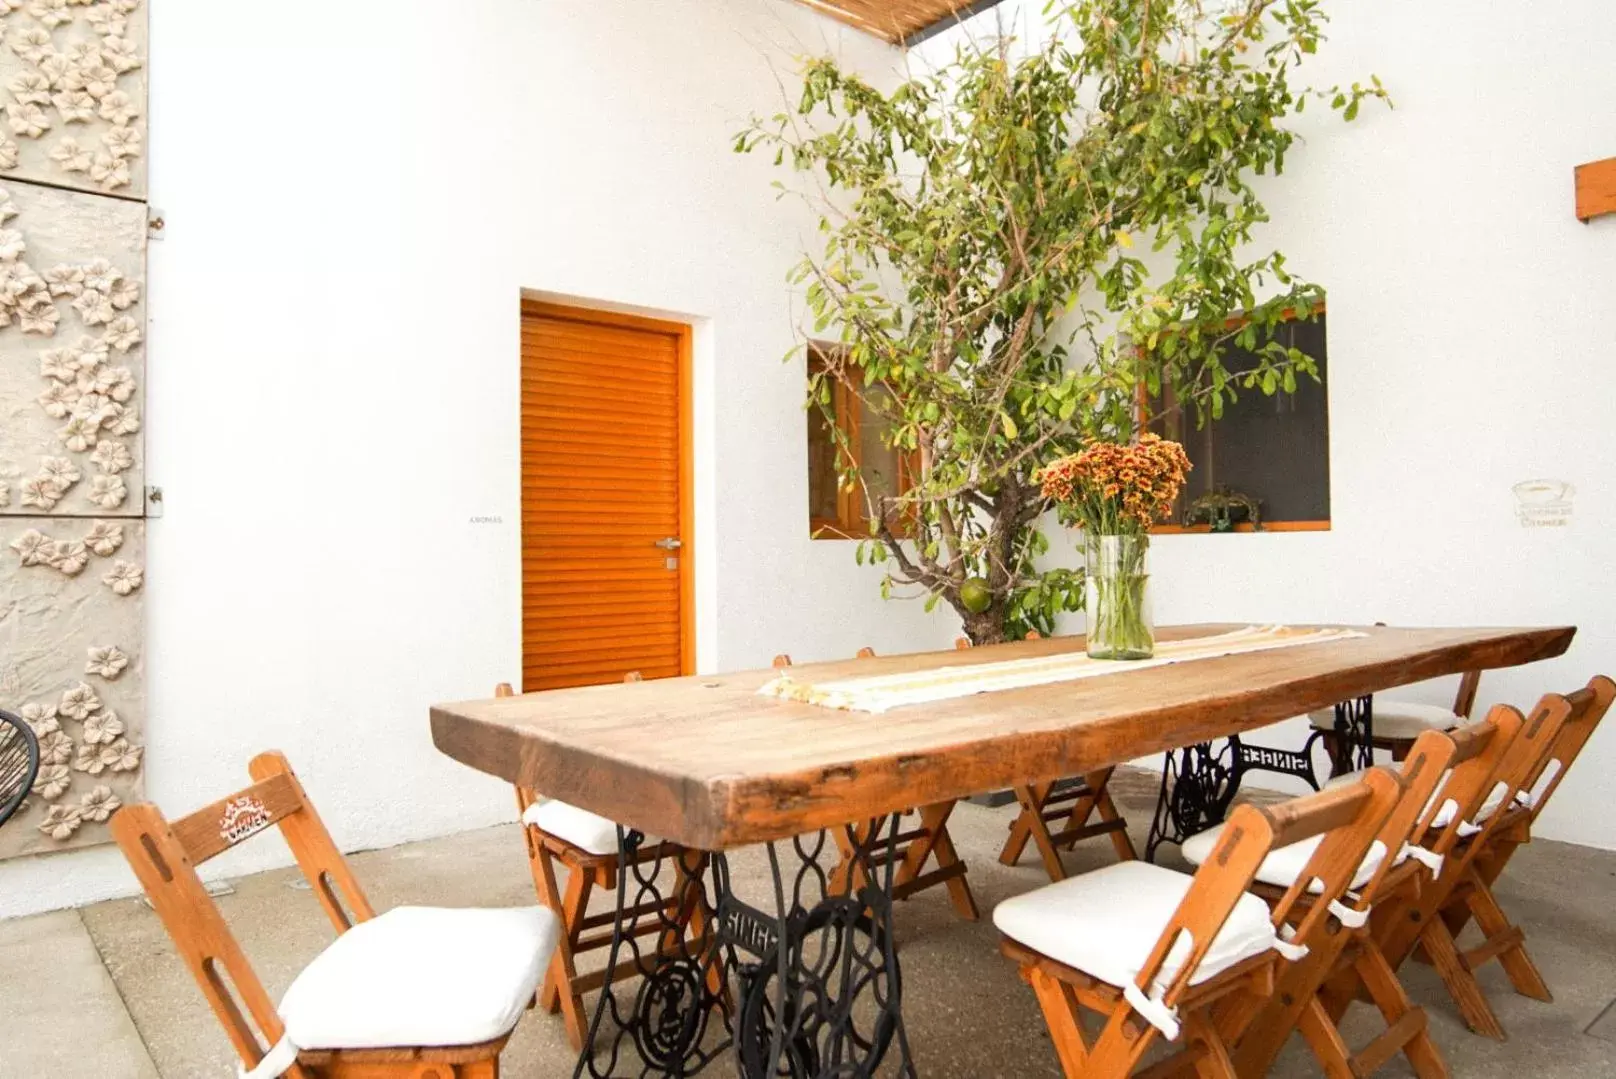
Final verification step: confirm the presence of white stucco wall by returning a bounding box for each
[0,0,953,919]
[1145,0,1616,851]
[925,1,1616,849]
[4,0,1614,919]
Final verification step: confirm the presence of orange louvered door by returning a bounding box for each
[520,301,693,691]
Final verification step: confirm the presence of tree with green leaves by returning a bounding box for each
[737,0,1385,644]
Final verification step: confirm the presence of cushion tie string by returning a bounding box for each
[1274,924,1309,961]
[1456,818,1484,839]
[239,1036,298,1079]
[1122,982,1181,1041]
[1400,842,1444,879]
[1328,899,1369,929]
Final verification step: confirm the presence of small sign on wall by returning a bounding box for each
[1513,479,1574,528]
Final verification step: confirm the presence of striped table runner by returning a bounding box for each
[757,625,1366,714]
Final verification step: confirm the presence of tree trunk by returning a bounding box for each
[961,607,1008,646]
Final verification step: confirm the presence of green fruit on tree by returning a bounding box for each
[960,577,993,614]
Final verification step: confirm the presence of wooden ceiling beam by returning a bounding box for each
[792,0,1008,47]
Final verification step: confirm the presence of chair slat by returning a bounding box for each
[170,772,304,865]
[1264,778,1375,849]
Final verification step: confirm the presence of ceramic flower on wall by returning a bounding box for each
[27,1,71,31]
[38,343,74,379]
[42,261,81,295]
[35,379,72,416]
[17,291,56,332]
[97,89,135,126]
[30,763,69,800]
[5,99,48,137]
[85,645,126,679]
[86,472,124,508]
[103,403,137,435]
[106,277,134,311]
[77,785,119,822]
[49,537,86,574]
[89,438,129,473]
[47,134,86,171]
[38,454,78,486]
[58,680,99,719]
[52,88,92,123]
[20,475,61,509]
[10,526,53,565]
[82,521,122,556]
[101,738,140,772]
[71,740,104,774]
[101,558,140,594]
[56,415,96,451]
[102,313,136,351]
[81,708,122,743]
[20,701,57,737]
[38,802,81,839]
[7,28,52,66]
[70,283,111,324]
[36,727,71,765]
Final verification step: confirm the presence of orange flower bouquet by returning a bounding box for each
[1039,435,1192,659]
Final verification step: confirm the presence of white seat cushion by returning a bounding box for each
[1181,825,1386,893]
[1309,700,1460,738]
[1327,768,1508,830]
[993,861,1277,995]
[522,799,621,855]
[1430,780,1509,829]
[1516,760,1561,810]
[278,906,558,1052]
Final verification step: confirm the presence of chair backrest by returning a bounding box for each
[1512,675,1614,821]
[1347,728,1458,907]
[1143,771,1400,1008]
[1261,767,1404,947]
[1472,690,1577,839]
[110,752,371,1076]
[1411,694,1574,866]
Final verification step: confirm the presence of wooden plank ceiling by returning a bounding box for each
[793,0,1006,46]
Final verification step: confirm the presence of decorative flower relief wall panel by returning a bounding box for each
[1,518,143,857]
[0,181,144,515]
[0,2,146,860]
[0,0,146,198]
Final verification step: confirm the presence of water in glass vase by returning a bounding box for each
[1084,533,1153,659]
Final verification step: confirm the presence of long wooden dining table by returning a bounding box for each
[431,623,1574,1078]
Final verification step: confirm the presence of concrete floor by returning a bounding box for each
[6,771,1616,1078]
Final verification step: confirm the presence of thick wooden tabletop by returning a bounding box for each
[431,624,1574,849]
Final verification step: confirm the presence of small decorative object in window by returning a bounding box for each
[1039,435,1192,660]
[1182,486,1263,533]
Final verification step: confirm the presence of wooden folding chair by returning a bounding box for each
[775,650,979,920]
[1435,676,1614,1014]
[500,680,713,1050]
[1313,670,1480,773]
[997,769,1403,1077]
[1357,693,1574,1040]
[111,751,558,1078]
[1214,726,1465,1078]
[957,635,1136,880]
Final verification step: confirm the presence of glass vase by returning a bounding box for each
[1084,533,1154,660]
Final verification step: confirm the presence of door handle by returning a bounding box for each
[654,537,683,550]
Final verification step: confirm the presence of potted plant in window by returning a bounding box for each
[1039,435,1191,659]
